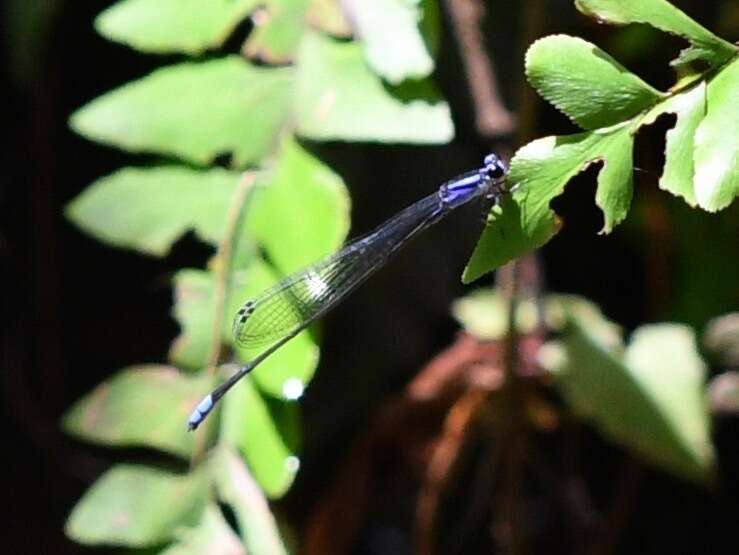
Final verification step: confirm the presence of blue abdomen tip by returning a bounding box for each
[187,394,213,431]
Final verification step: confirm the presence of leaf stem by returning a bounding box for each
[205,171,258,374]
[191,171,257,467]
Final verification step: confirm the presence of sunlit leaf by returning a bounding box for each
[170,269,221,370]
[70,57,293,167]
[643,82,706,206]
[295,31,453,143]
[545,321,715,484]
[66,166,243,256]
[346,0,434,83]
[693,57,739,211]
[221,377,300,498]
[247,138,350,274]
[66,465,208,546]
[213,447,290,554]
[463,123,634,281]
[95,0,259,54]
[575,0,737,69]
[526,35,664,129]
[63,365,213,458]
[453,289,620,341]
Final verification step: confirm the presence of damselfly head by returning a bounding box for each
[483,153,507,180]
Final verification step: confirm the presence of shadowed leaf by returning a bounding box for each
[66,465,209,546]
[63,365,214,458]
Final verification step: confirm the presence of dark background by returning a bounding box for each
[2,0,738,553]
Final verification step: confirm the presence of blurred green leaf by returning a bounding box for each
[221,377,300,498]
[66,166,243,256]
[247,138,350,274]
[160,504,244,555]
[66,141,349,264]
[168,143,344,385]
[452,288,533,340]
[693,57,739,211]
[95,0,258,54]
[70,57,293,167]
[213,447,290,554]
[244,0,307,64]
[526,35,664,129]
[295,31,453,143]
[453,289,621,341]
[464,124,634,281]
[575,0,737,69]
[346,0,434,83]
[66,465,208,547]
[63,365,213,458]
[170,269,221,370]
[545,321,715,484]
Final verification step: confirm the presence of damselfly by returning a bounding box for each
[188,153,508,430]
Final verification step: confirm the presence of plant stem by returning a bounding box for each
[204,171,258,374]
[191,171,257,467]
[496,261,527,555]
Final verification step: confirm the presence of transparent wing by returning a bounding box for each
[233,190,444,349]
[232,247,366,348]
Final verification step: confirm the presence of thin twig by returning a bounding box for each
[445,0,515,137]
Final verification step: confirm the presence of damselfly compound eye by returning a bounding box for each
[484,153,507,180]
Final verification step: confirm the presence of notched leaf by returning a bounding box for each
[526,35,663,130]
[464,124,634,282]
[574,0,737,69]
[693,57,739,211]
[65,166,244,256]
